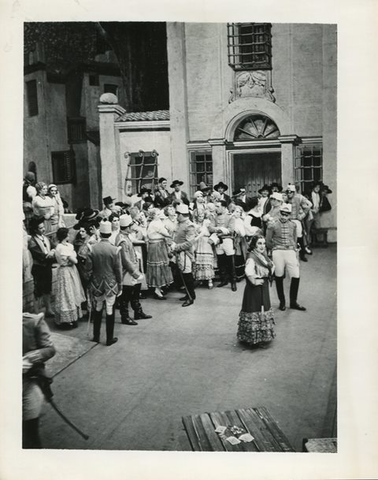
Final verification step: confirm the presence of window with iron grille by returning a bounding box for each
[67,117,87,144]
[189,152,213,196]
[124,150,159,195]
[26,79,39,116]
[294,144,323,194]
[104,83,118,95]
[227,23,272,70]
[51,150,76,184]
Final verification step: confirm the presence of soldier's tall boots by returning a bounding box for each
[182,273,195,306]
[132,284,152,320]
[216,254,228,287]
[228,255,237,292]
[120,286,138,325]
[298,237,308,262]
[106,307,118,346]
[275,276,286,311]
[92,308,103,342]
[289,278,306,311]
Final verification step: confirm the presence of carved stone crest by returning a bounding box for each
[229,70,275,103]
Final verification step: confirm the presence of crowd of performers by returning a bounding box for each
[22,173,332,447]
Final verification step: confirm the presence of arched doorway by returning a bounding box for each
[230,114,282,197]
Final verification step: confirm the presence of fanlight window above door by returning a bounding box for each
[233,114,280,141]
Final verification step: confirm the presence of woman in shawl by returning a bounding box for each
[237,234,275,348]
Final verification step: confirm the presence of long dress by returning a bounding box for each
[237,255,275,346]
[193,219,215,281]
[54,242,86,325]
[146,219,173,288]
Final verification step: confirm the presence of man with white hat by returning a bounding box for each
[262,192,284,226]
[86,221,123,345]
[285,184,312,262]
[266,203,306,311]
[171,203,196,306]
[117,214,152,324]
[208,199,237,291]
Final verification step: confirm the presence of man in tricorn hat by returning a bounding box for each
[169,180,189,206]
[213,181,231,206]
[86,221,122,346]
[266,203,306,312]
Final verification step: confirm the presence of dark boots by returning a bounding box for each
[120,286,138,325]
[131,284,152,320]
[182,273,196,306]
[228,255,237,292]
[106,307,118,346]
[290,278,306,311]
[275,276,286,311]
[216,254,229,287]
[92,309,103,342]
[298,237,308,262]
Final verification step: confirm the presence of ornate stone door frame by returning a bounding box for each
[209,98,298,189]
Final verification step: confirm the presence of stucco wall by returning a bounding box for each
[118,128,172,195]
[24,70,51,182]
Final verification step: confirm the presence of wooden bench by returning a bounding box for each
[182,407,295,452]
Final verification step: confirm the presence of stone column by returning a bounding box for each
[209,139,227,185]
[98,94,126,203]
[279,135,300,187]
[166,23,189,185]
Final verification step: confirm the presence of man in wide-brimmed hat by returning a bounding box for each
[232,187,248,210]
[257,184,272,216]
[100,196,116,220]
[198,181,212,203]
[266,203,306,312]
[213,181,231,206]
[169,180,189,206]
[133,186,153,211]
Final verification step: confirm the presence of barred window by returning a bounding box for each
[125,150,159,195]
[189,152,213,197]
[228,23,272,71]
[295,144,323,194]
[51,150,76,184]
[67,117,87,144]
[26,79,39,116]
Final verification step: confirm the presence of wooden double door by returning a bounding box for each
[232,151,282,198]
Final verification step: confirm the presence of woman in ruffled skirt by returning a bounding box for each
[54,228,86,328]
[193,209,215,288]
[237,234,275,347]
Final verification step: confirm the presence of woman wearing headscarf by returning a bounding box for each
[237,234,275,348]
[54,227,86,328]
[146,208,173,299]
[32,182,54,234]
[46,184,65,236]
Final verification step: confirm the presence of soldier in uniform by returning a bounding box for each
[285,184,312,262]
[266,203,306,311]
[117,214,152,325]
[208,199,237,291]
[171,203,196,307]
[86,221,122,346]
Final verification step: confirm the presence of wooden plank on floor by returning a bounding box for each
[182,415,201,451]
[237,408,277,452]
[199,413,225,451]
[192,414,215,451]
[254,407,295,452]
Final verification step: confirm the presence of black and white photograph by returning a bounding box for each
[1,0,378,479]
